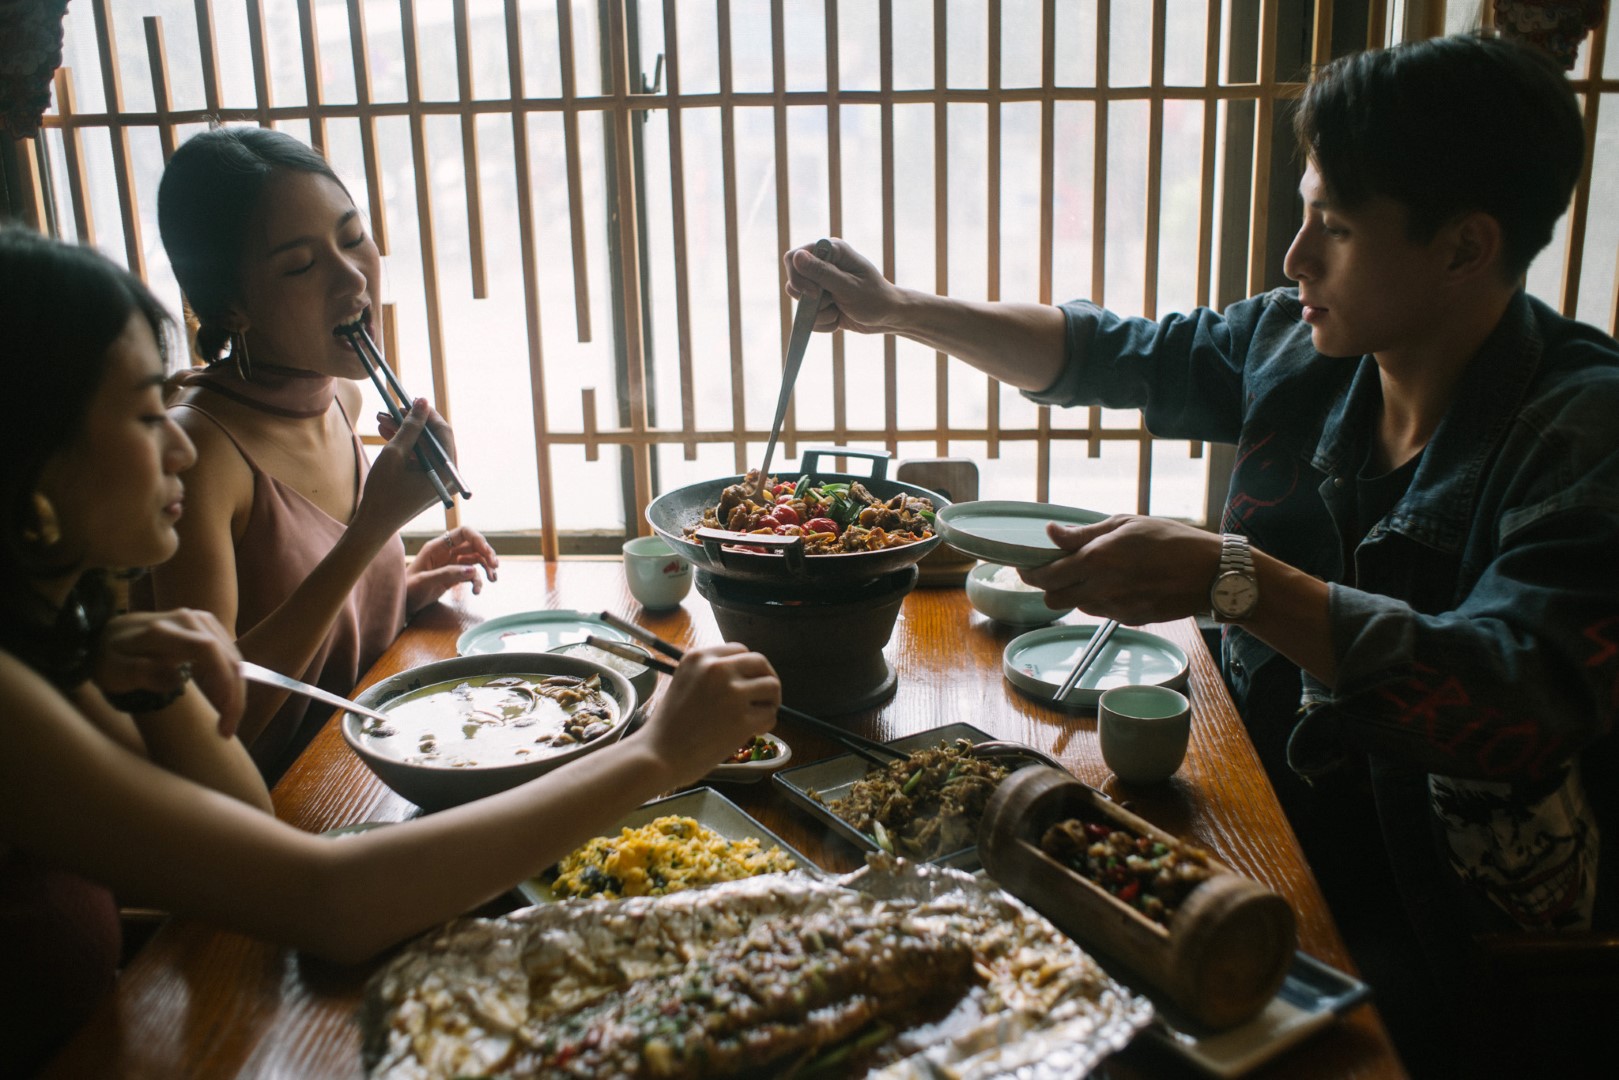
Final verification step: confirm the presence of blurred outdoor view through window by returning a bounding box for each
[45,2,1619,546]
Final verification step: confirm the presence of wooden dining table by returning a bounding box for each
[46,556,1405,1079]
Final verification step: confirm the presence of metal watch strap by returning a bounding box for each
[1221,533,1254,578]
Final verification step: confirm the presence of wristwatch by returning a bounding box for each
[1209,533,1260,622]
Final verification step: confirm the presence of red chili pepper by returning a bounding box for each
[804,517,840,535]
[1118,880,1141,902]
[772,482,794,495]
[756,515,782,530]
[1084,822,1111,840]
[772,505,801,526]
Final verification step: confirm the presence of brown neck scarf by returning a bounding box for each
[179,362,336,420]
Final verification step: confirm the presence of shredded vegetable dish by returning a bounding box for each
[551,815,798,900]
[687,471,935,554]
[811,740,1010,860]
[1040,816,1214,926]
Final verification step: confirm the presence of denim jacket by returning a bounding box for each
[1030,288,1619,935]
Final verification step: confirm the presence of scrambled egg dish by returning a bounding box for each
[552,815,798,899]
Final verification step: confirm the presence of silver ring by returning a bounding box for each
[176,661,193,684]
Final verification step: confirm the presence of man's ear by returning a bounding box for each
[1445,211,1503,281]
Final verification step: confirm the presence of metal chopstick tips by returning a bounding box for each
[337,318,470,509]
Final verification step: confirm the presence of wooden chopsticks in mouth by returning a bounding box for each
[586,621,908,768]
[337,319,470,509]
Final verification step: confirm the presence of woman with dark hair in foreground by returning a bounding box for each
[0,227,779,1075]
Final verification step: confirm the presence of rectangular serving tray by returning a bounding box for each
[516,785,820,904]
[772,721,1003,871]
[1141,950,1372,1077]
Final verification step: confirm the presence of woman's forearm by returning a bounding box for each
[231,738,683,963]
[130,688,273,814]
[229,524,400,744]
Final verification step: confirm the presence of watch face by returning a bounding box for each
[1212,572,1258,618]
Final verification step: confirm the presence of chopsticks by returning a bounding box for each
[597,609,684,661]
[584,626,907,768]
[1054,619,1120,704]
[337,319,471,510]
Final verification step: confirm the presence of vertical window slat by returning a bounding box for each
[660,0,699,459]
[399,0,457,531]
[345,0,391,255]
[296,0,327,155]
[53,68,95,247]
[717,0,748,475]
[824,0,849,453]
[91,0,144,277]
[143,17,177,163]
[451,0,488,300]
[880,0,899,459]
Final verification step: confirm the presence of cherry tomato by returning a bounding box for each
[804,517,840,535]
[1118,879,1141,902]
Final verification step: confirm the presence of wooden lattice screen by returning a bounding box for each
[9,0,1616,556]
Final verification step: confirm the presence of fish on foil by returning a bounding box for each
[360,855,1153,1079]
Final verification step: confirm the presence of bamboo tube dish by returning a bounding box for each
[978,765,1296,1030]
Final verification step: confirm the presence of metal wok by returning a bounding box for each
[645,448,950,588]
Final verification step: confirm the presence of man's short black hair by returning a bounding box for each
[1294,33,1584,279]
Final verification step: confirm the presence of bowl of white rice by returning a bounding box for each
[965,561,1075,626]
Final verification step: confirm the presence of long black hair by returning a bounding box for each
[158,125,351,363]
[0,226,171,686]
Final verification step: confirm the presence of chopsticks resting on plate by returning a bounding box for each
[588,634,678,677]
[1054,619,1120,704]
[336,317,470,510]
[597,610,685,661]
[586,628,906,768]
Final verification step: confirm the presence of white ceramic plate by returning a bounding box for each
[772,722,1052,871]
[704,733,793,784]
[456,609,632,657]
[1140,950,1372,1076]
[1004,624,1189,709]
[936,500,1108,568]
[515,786,819,905]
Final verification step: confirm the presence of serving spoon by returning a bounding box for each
[740,238,832,499]
[241,661,395,726]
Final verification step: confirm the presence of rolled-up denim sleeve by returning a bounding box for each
[1299,498,1619,783]
[1023,296,1261,444]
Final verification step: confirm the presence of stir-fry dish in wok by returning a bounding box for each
[812,740,1011,860]
[1040,816,1214,927]
[687,471,936,554]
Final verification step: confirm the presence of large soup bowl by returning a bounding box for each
[343,652,637,813]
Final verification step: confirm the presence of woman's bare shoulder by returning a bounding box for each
[168,393,257,521]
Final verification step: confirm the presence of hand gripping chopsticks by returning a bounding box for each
[586,623,907,768]
[337,319,470,510]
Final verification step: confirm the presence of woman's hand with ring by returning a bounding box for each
[406,525,500,614]
[91,608,245,735]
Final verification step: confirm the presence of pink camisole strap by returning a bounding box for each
[162,397,407,782]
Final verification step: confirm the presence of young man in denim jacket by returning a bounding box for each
[786,32,1617,1072]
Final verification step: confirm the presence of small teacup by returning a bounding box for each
[1098,684,1191,785]
[622,535,692,610]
